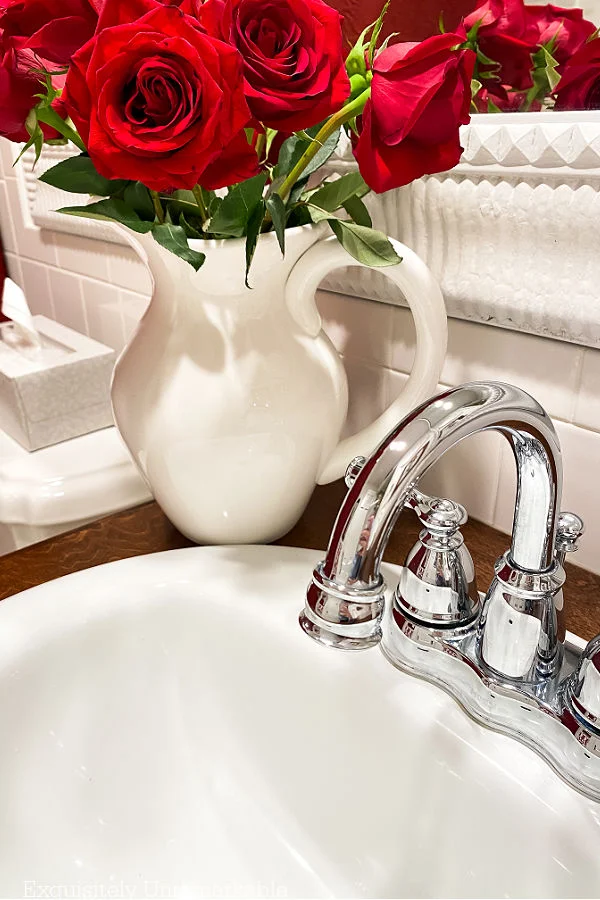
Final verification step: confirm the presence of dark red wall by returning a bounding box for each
[331,0,476,44]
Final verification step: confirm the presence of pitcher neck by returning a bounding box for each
[128,223,328,317]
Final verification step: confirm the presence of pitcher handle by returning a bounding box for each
[286,234,448,484]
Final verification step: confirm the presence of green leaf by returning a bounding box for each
[245,200,266,287]
[179,211,204,239]
[328,220,402,267]
[210,172,267,237]
[523,42,560,110]
[309,172,369,214]
[302,128,341,179]
[36,105,85,151]
[289,175,310,205]
[306,203,331,224]
[378,32,401,53]
[123,182,155,220]
[152,223,205,271]
[342,194,372,228]
[58,198,155,233]
[265,193,287,255]
[40,155,128,196]
[16,110,44,165]
[286,204,313,228]
[273,134,308,181]
[471,78,483,101]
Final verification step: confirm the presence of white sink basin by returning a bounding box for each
[0,545,599,898]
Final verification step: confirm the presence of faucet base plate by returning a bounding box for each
[382,600,600,802]
[299,613,382,651]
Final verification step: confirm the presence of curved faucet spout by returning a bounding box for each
[302,383,562,654]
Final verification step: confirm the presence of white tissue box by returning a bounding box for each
[0,316,116,451]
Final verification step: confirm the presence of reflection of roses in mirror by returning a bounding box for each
[353,34,475,193]
[197,0,349,131]
[63,2,257,191]
[465,0,536,91]
[555,38,600,110]
[525,5,596,69]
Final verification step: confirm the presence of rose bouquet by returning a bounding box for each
[461,0,599,112]
[0,0,597,280]
[0,0,477,277]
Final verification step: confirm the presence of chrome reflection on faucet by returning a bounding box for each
[300,382,600,801]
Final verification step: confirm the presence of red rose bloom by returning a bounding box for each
[198,0,349,131]
[525,4,596,68]
[353,34,475,193]
[0,33,70,141]
[555,37,600,109]
[63,2,258,192]
[0,43,41,140]
[0,0,99,68]
[465,0,537,90]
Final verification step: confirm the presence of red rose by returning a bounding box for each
[555,37,600,109]
[198,0,349,131]
[353,34,475,193]
[473,81,542,111]
[0,44,41,140]
[525,4,596,68]
[0,39,67,141]
[63,2,258,192]
[465,0,537,90]
[0,0,99,69]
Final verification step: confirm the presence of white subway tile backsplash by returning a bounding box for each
[390,310,583,423]
[574,348,600,434]
[442,318,583,423]
[5,177,57,265]
[82,279,125,351]
[421,428,504,528]
[341,358,389,439]
[0,138,16,179]
[317,289,393,368]
[554,421,600,576]
[390,305,416,374]
[48,268,87,334]
[21,258,54,319]
[494,420,600,576]
[0,182,17,254]
[107,245,153,296]
[4,251,23,288]
[52,232,110,281]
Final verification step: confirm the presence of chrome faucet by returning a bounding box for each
[300,382,600,801]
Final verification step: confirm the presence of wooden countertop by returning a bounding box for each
[1,482,599,641]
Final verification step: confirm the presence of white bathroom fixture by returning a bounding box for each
[0,425,151,554]
[0,544,598,897]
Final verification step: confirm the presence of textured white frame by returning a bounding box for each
[15,109,600,347]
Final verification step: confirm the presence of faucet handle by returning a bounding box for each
[394,493,480,633]
[556,512,585,558]
[555,512,585,569]
[415,497,468,534]
[345,456,367,488]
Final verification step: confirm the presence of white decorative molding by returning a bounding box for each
[325,111,600,348]
[12,110,600,347]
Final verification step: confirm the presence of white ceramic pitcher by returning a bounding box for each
[111,222,447,544]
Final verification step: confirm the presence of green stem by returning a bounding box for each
[255,131,266,162]
[192,185,208,224]
[150,190,165,224]
[277,89,371,203]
